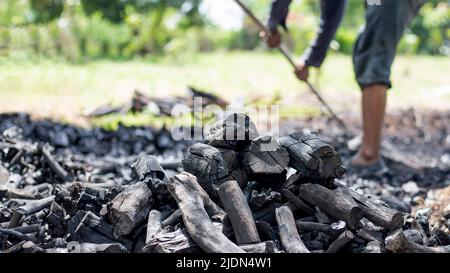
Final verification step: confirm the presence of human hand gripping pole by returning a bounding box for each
[232,0,349,132]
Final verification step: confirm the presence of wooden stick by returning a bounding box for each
[298,184,363,229]
[161,209,181,227]
[326,230,354,253]
[275,206,309,253]
[168,172,244,253]
[218,180,260,245]
[295,221,334,234]
[146,210,162,244]
[41,146,71,182]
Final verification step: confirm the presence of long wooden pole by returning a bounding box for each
[232,0,349,131]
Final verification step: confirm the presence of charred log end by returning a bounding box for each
[110,210,133,237]
[348,207,364,229]
[388,212,406,231]
[385,229,408,253]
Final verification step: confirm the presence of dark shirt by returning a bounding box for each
[268,0,347,67]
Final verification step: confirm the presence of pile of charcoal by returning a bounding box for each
[0,112,449,253]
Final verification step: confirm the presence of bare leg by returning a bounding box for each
[351,84,387,166]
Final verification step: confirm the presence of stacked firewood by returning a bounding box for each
[0,113,449,253]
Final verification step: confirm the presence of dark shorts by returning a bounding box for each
[353,0,425,89]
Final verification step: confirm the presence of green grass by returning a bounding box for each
[0,51,449,125]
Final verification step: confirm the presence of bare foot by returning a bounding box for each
[350,150,380,166]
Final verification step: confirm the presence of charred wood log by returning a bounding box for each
[279,131,346,183]
[145,227,200,253]
[275,206,309,253]
[281,189,314,215]
[146,210,162,244]
[108,182,152,237]
[204,113,258,150]
[385,229,450,253]
[161,209,181,227]
[243,136,289,176]
[363,241,382,253]
[168,172,244,253]
[326,230,354,253]
[21,241,45,253]
[8,195,55,228]
[72,211,132,249]
[0,186,37,200]
[240,241,278,253]
[187,86,229,108]
[68,242,129,253]
[217,180,260,245]
[298,184,363,229]
[344,187,404,230]
[131,155,170,202]
[182,143,229,194]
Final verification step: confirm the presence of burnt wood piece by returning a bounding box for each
[74,211,132,249]
[68,242,129,253]
[281,189,314,215]
[21,241,45,253]
[243,135,289,175]
[108,182,152,237]
[255,221,278,242]
[363,241,382,253]
[314,207,331,224]
[146,210,162,244]
[0,164,8,184]
[219,148,247,189]
[279,131,346,182]
[41,146,71,182]
[0,186,37,199]
[240,241,278,253]
[11,224,41,234]
[168,172,244,253]
[217,180,260,245]
[345,188,404,230]
[84,104,125,117]
[275,206,309,253]
[146,227,200,253]
[278,170,301,193]
[187,86,229,108]
[385,229,450,253]
[161,209,181,227]
[131,155,170,202]
[295,221,345,238]
[204,113,259,149]
[298,184,363,229]
[46,201,66,236]
[0,227,35,241]
[249,189,281,211]
[356,228,383,243]
[326,230,354,253]
[131,155,169,182]
[182,143,229,194]
[8,196,55,228]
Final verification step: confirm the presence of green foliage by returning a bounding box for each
[0,0,447,62]
[30,0,64,23]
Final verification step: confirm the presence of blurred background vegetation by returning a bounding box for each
[0,0,448,62]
